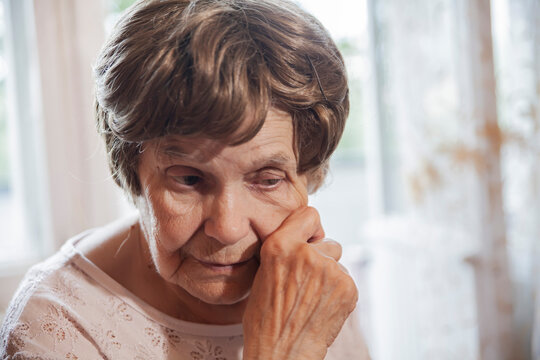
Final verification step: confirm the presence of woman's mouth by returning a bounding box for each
[195,258,256,272]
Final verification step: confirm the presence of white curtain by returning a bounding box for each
[497,0,540,358]
[361,0,539,359]
[31,0,125,249]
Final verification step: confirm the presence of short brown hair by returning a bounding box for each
[94,0,349,198]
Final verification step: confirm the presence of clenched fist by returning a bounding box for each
[243,207,359,360]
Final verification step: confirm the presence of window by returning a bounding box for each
[0,1,13,262]
[0,0,49,320]
[0,0,122,316]
[0,0,45,267]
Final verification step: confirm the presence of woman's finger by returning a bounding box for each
[310,237,342,261]
[262,206,325,254]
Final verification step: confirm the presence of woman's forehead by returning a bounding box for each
[147,111,297,170]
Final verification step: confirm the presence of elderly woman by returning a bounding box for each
[1,0,369,358]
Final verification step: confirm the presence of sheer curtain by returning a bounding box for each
[31,0,124,248]
[494,0,540,357]
[360,0,539,359]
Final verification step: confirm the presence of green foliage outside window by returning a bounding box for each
[107,0,137,14]
[335,38,364,161]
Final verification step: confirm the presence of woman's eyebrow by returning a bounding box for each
[250,152,296,171]
[160,145,190,160]
[158,143,296,171]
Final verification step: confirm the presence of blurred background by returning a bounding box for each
[0,0,539,359]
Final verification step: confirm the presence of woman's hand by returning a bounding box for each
[242,207,358,360]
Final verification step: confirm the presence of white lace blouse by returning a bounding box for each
[0,228,369,359]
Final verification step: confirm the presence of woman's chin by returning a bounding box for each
[172,257,258,306]
[186,282,252,306]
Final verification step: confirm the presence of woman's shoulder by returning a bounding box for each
[3,213,140,317]
[0,215,139,358]
[74,212,139,267]
[0,235,103,358]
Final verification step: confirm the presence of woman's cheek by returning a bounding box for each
[252,175,309,239]
[272,174,308,210]
[145,192,201,279]
[154,190,202,248]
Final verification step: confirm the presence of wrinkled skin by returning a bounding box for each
[133,108,358,358]
[243,207,358,359]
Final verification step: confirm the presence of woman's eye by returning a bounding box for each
[260,178,281,186]
[254,176,284,189]
[166,166,203,188]
[172,175,201,186]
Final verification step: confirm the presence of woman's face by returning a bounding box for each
[136,109,308,307]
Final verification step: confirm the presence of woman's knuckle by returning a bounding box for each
[344,278,359,303]
[304,206,321,224]
[335,272,357,297]
[299,244,319,266]
[261,236,287,259]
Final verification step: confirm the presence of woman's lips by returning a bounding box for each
[203,259,251,266]
[194,257,256,272]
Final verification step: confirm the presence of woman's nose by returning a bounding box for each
[203,187,250,245]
